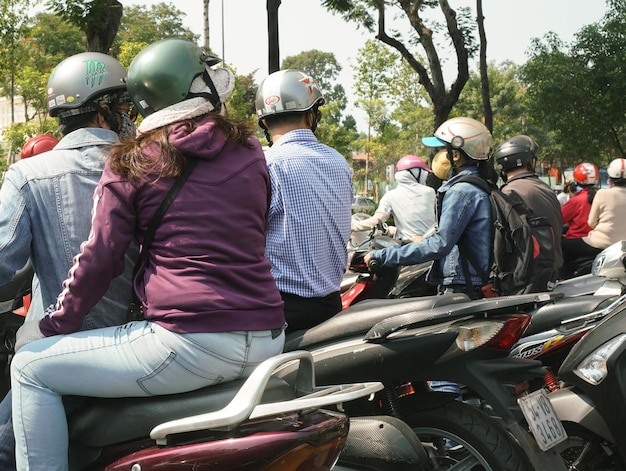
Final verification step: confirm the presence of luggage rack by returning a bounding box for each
[150,350,382,444]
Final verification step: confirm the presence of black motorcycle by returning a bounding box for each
[544,291,626,468]
[281,292,570,470]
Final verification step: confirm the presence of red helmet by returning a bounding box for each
[573,163,599,185]
[21,134,59,159]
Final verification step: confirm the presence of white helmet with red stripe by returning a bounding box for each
[421,117,492,161]
[608,159,626,180]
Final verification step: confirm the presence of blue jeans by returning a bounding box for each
[0,391,15,470]
[11,321,285,471]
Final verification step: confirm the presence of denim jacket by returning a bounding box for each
[369,168,493,287]
[0,128,134,328]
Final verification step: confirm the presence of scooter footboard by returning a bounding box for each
[334,416,427,471]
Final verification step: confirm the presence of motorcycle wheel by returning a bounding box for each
[406,400,532,471]
[555,423,621,470]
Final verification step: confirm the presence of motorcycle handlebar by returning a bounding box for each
[368,258,381,273]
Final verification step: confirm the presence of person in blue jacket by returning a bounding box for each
[366,117,496,299]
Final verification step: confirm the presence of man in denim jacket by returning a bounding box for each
[366,117,495,298]
[0,52,138,469]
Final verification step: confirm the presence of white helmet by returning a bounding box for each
[422,117,493,161]
[255,69,325,120]
[607,158,626,180]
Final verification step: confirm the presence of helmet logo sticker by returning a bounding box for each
[84,60,108,88]
[264,95,280,106]
[299,74,320,96]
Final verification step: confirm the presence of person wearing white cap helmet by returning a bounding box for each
[366,117,496,300]
[587,158,626,248]
[561,158,626,279]
[10,39,286,470]
[351,155,436,241]
[255,69,353,333]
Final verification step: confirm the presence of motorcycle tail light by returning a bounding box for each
[484,314,532,351]
[574,333,626,385]
[455,314,531,352]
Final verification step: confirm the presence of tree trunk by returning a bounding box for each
[203,0,210,51]
[267,0,281,73]
[85,0,122,53]
[376,0,469,129]
[476,0,493,132]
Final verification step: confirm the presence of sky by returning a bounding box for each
[127,0,609,129]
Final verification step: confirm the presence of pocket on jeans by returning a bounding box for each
[137,352,223,395]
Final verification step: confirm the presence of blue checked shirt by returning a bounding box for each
[265,129,353,297]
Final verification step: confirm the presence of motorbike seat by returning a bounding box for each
[67,375,294,448]
[524,295,616,337]
[284,294,470,351]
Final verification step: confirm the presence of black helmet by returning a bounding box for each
[494,135,539,172]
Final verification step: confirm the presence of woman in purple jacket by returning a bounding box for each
[10,39,285,470]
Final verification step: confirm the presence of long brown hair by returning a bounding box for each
[108,113,256,184]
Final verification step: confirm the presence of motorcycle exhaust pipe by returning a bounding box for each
[334,416,426,471]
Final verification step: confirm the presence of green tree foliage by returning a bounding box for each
[521,0,626,164]
[351,40,399,194]
[323,0,476,128]
[1,117,58,172]
[454,61,527,145]
[46,0,122,52]
[0,0,36,122]
[111,2,198,57]
[280,49,358,157]
[389,60,434,159]
[226,69,258,128]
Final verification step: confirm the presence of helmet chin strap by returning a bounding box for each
[445,144,458,174]
[186,69,222,112]
[259,120,273,147]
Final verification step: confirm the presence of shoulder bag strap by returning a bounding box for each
[128,158,199,318]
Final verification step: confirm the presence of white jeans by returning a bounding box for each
[11,321,285,471]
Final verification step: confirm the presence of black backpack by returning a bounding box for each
[454,175,558,296]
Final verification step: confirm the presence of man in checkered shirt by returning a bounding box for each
[255,69,353,333]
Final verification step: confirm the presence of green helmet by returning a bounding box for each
[127,38,223,117]
[47,52,127,118]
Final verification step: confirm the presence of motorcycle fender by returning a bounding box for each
[548,387,614,442]
[335,416,427,471]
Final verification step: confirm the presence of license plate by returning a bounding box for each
[518,389,568,451]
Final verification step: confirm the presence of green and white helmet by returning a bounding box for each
[255,69,325,120]
[126,38,231,117]
[47,52,127,118]
[422,117,493,161]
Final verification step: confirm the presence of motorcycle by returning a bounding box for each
[554,239,626,297]
[510,240,626,373]
[539,291,626,468]
[341,222,435,309]
[281,291,570,470]
[0,274,428,471]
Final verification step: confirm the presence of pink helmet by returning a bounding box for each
[396,155,432,173]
